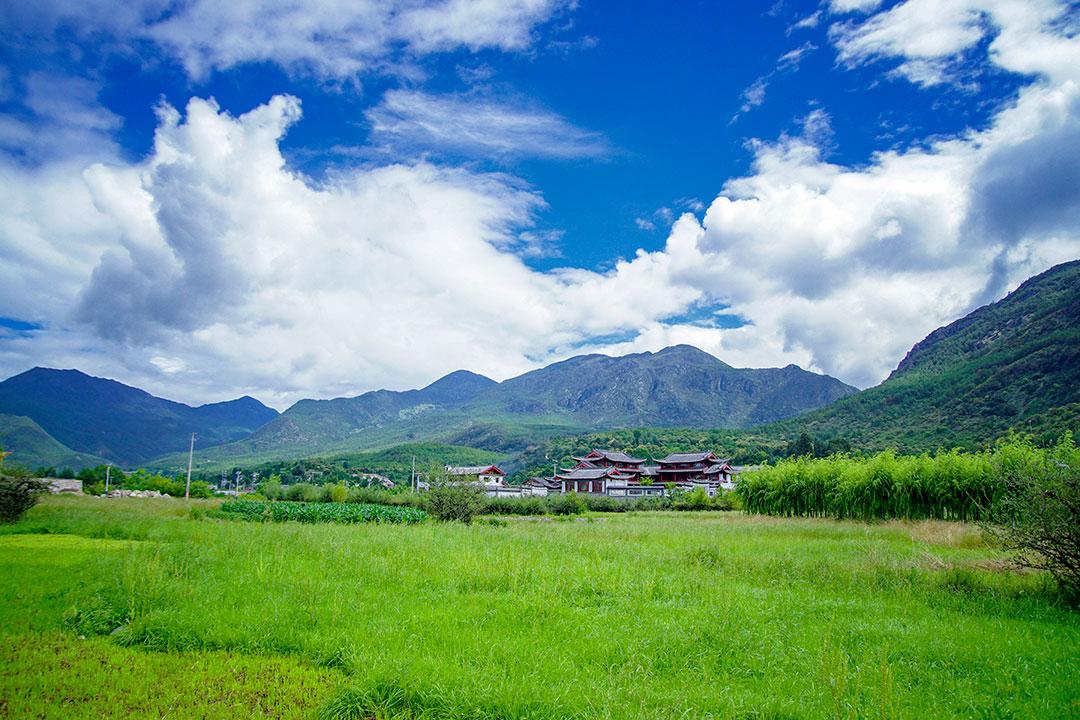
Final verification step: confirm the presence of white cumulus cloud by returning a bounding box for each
[0,96,694,405]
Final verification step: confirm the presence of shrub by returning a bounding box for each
[580,495,626,513]
[260,476,284,500]
[0,476,48,523]
[285,482,321,502]
[982,433,1080,605]
[484,496,547,516]
[424,480,485,524]
[712,491,741,511]
[187,481,213,499]
[548,492,586,516]
[674,487,711,511]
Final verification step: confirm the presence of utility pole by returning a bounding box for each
[411,455,416,492]
[105,464,111,493]
[185,433,196,499]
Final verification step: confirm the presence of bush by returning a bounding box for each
[285,482,321,502]
[983,433,1080,605]
[260,477,283,500]
[0,476,48,523]
[674,487,712,511]
[548,492,586,516]
[484,496,547,516]
[187,481,213,499]
[424,480,485,524]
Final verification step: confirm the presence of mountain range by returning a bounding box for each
[0,368,278,467]
[205,345,856,464]
[1,260,1077,472]
[0,347,854,469]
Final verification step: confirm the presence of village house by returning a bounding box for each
[422,451,738,499]
[552,449,738,498]
[352,472,395,489]
[655,451,737,496]
[555,450,665,498]
[443,464,521,497]
[520,476,561,496]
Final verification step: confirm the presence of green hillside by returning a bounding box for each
[0,414,107,470]
[211,443,503,486]
[769,260,1080,451]
[160,345,854,468]
[0,368,278,466]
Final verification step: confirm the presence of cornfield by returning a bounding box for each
[220,499,427,524]
[735,435,1074,521]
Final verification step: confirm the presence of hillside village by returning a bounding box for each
[435,448,741,499]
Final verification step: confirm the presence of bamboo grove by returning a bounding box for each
[735,434,1078,521]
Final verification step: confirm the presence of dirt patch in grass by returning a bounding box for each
[891,519,985,548]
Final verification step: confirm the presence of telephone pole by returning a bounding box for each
[185,433,195,499]
[105,464,111,493]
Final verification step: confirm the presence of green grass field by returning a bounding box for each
[1,496,1077,719]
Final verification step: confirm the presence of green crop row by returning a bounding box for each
[220,499,427,524]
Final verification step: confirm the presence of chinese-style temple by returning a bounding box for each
[420,450,739,499]
[553,448,737,497]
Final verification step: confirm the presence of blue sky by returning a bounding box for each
[0,0,1077,407]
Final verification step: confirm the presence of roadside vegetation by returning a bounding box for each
[1,495,1076,718]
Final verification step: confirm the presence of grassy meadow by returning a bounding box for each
[1,496,1078,719]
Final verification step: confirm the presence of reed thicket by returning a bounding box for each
[736,434,1075,521]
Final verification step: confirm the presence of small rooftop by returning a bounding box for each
[581,449,645,464]
[446,465,505,476]
[557,467,636,481]
[658,451,718,464]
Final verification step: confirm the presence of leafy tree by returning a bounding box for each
[0,476,47,523]
[787,432,814,458]
[260,475,284,500]
[0,449,47,523]
[328,483,348,503]
[983,433,1080,605]
[423,467,485,524]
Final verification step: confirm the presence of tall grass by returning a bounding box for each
[736,435,1069,521]
[3,496,1078,718]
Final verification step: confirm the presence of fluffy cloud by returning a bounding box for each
[366,89,608,160]
[0,95,696,405]
[4,0,573,80]
[630,0,1080,387]
[591,93,1077,388]
[832,0,1080,87]
[1,0,1078,408]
